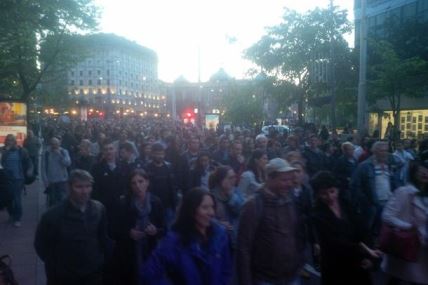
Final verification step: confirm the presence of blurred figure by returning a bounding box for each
[23,130,41,176]
[382,160,428,285]
[189,152,215,190]
[73,139,96,172]
[1,134,32,227]
[311,171,381,285]
[41,137,71,207]
[238,149,267,199]
[209,166,244,243]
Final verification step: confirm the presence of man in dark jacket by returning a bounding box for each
[34,170,110,285]
[144,143,177,227]
[303,134,326,177]
[237,158,305,285]
[91,142,126,222]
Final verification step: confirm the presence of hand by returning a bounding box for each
[361,259,373,269]
[130,228,145,241]
[237,155,245,164]
[360,242,382,259]
[220,221,233,231]
[144,224,158,236]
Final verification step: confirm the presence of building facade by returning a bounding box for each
[354,0,428,139]
[68,34,167,116]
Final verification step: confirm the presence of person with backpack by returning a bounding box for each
[236,158,306,285]
[1,134,33,227]
[41,137,71,207]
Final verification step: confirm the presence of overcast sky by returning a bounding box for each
[94,0,354,82]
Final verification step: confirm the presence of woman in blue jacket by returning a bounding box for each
[141,187,232,285]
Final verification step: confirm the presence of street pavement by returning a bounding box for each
[0,178,46,285]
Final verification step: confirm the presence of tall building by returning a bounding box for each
[354,0,428,139]
[68,33,167,116]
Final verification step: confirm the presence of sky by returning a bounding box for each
[94,0,355,83]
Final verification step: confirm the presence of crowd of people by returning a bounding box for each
[1,116,428,285]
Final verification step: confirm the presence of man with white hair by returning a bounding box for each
[350,141,401,237]
[41,137,71,207]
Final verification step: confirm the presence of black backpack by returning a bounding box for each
[0,255,18,285]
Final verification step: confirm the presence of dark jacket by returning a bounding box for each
[333,155,357,191]
[91,161,126,215]
[303,147,326,177]
[312,198,373,285]
[73,154,96,172]
[34,200,110,284]
[110,194,165,285]
[141,221,232,285]
[237,188,305,285]
[144,161,177,209]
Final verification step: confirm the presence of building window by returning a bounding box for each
[88,70,92,76]
[97,70,101,75]
[97,79,101,85]
[88,80,92,86]
[79,80,83,86]
[107,70,110,76]
[107,79,110,85]
[80,71,83,76]
[71,71,74,76]
[70,80,75,85]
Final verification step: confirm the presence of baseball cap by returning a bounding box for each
[265,158,297,175]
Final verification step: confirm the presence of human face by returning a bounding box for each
[221,169,236,192]
[152,150,165,163]
[268,171,295,194]
[257,138,268,149]
[292,164,305,187]
[189,139,200,152]
[4,135,16,148]
[195,195,215,234]
[374,144,389,163]
[200,155,210,169]
[119,148,133,162]
[344,145,355,158]
[256,154,268,170]
[318,187,339,206]
[416,166,428,185]
[69,180,92,206]
[103,144,116,161]
[231,143,243,157]
[131,174,149,198]
[50,138,60,150]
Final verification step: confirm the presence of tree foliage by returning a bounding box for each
[368,40,428,126]
[0,0,99,102]
[245,6,352,125]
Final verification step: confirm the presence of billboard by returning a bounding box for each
[0,101,27,146]
[205,114,220,130]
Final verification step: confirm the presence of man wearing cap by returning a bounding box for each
[237,158,306,285]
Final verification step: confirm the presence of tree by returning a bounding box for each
[245,7,352,125]
[0,0,99,103]
[368,40,428,137]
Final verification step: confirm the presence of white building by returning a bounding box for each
[68,33,166,115]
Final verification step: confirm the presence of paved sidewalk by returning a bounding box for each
[0,178,46,285]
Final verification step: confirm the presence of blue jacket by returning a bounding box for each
[141,221,232,285]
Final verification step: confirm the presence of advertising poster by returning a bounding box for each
[205,114,219,130]
[0,101,27,146]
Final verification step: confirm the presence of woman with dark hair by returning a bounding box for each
[189,152,215,190]
[382,160,428,285]
[111,169,164,285]
[310,171,381,285]
[209,166,244,242]
[238,149,267,198]
[141,188,232,285]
